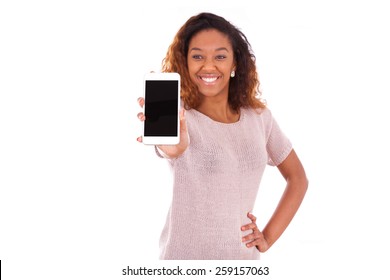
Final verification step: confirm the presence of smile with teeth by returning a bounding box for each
[199,75,220,83]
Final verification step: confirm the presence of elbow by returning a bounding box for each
[304,177,309,193]
[290,173,309,196]
[300,174,309,196]
[302,172,309,189]
[297,164,309,194]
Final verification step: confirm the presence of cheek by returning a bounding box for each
[222,63,235,74]
[189,75,197,85]
[187,64,198,81]
[187,61,196,73]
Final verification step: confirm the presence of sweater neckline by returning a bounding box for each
[191,108,245,126]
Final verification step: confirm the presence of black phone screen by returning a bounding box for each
[144,80,179,137]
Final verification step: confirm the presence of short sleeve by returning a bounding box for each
[265,112,293,166]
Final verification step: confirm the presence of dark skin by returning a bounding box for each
[241,150,308,252]
[137,28,308,253]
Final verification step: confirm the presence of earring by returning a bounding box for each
[230,70,235,78]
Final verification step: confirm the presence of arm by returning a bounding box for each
[261,149,308,249]
[241,149,308,252]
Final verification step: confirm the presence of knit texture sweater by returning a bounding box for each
[157,107,292,260]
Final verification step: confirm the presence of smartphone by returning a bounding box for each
[142,72,180,145]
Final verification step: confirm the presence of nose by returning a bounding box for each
[201,57,216,71]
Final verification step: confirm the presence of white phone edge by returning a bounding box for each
[142,72,181,146]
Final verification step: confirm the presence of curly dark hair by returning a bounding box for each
[161,12,265,111]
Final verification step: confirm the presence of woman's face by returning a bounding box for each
[187,29,235,100]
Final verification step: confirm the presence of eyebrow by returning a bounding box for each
[190,47,229,52]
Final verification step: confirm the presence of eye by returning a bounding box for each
[192,55,203,60]
[216,55,227,60]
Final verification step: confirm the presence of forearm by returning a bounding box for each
[262,176,308,248]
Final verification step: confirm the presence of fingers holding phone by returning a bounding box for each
[136,73,189,158]
[143,72,180,145]
[136,97,145,142]
[137,97,145,118]
[136,103,188,157]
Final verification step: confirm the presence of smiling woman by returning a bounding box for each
[187,30,234,94]
[136,12,308,260]
[187,29,239,122]
[187,29,238,122]
[161,13,264,115]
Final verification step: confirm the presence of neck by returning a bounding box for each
[196,98,239,123]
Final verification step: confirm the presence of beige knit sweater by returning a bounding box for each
[157,107,292,260]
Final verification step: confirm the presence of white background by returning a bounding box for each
[1,0,389,279]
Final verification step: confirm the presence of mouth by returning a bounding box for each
[198,75,220,85]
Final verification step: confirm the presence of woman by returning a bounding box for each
[137,12,308,260]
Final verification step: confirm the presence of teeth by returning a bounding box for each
[201,77,218,83]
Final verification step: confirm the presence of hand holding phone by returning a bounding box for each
[137,72,189,158]
[142,72,181,145]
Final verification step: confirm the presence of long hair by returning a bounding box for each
[162,12,265,111]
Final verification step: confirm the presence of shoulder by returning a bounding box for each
[241,107,279,138]
[242,106,273,123]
